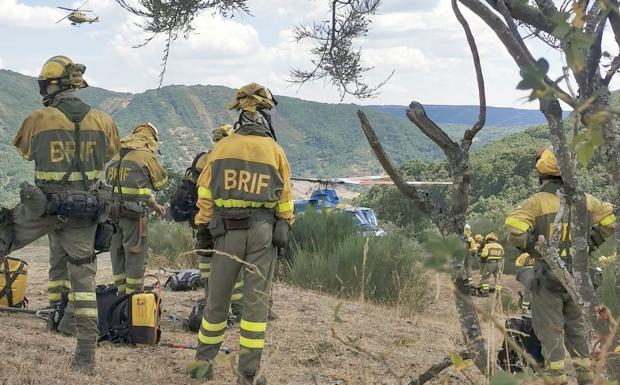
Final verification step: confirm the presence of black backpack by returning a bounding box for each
[164,269,202,291]
[169,152,206,222]
[187,298,206,332]
[497,317,544,373]
[96,284,118,338]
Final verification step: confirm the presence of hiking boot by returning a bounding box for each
[186,360,213,380]
[71,340,96,375]
[237,373,267,385]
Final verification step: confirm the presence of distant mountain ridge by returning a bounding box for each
[0,68,537,203]
[370,104,551,127]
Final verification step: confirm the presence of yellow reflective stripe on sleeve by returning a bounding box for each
[239,336,265,349]
[113,186,152,196]
[198,332,225,345]
[75,308,98,317]
[153,176,168,190]
[35,170,102,182]
[198,263,211,269]
[505,217,530,232]
[73,292,96,301]
[48,293,62,302]
[600,214,616,227]
[231,293,243,301]
[275,200,294,213]
[240,320,267,333]
[201,319,227,332]
[126,277,144,285]
[213,198,277,209]
[198,186,212,199]
[548,360,565,370]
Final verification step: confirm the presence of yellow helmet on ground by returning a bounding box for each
[535,147,560,176]
[212,123,234,142]
[227,83,277,112]
[132,122,159,142]
[38,55,88,89]
[485,233,498,242]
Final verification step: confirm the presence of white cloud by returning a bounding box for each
[0,0,68,28]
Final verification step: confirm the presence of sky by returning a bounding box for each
[0,0,618,108]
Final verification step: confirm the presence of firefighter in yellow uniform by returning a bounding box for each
[106,123,167,295]
[479,233,504,295]
[505,148,616,385]
[187,83,294,385]
[463,224,477,287]
[515,252,534,315]
[5,56,120,373]
[191,124,245,319]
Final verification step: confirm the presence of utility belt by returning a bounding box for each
[110,201,147,222]
[208,208,275,237]
[45,189,100,220]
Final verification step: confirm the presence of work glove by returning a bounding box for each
[195,225,214,257]
[272,219,291,248]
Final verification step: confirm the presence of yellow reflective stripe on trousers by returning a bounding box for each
[198,263,211,269]
[75,308,98,317]
[234,281,244,289]
[600,214,616,227]
[275,200,294,213]
[198,331,225,345]
[112,274,126,281]
[48,293,62,301]
[113,186,152,196]
[240,320,267,333]
[231,293,243,301]
[198,186,212,199]
[126,277,143,285]
[201,319,227,332]
[548,360,565,370]
[214,199,277,209]
[35,170,102,182]
[73,292,96,301]
[48,280,66,288]
[505,217,530,232]
[239,336,265,349]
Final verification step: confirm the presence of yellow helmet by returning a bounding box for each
[485,232,498,242]
[212,123,234,142]
[132,122,159,142]
[38,55,87,89]
[535,147,560,176]
[227,82,277,112]
[474,234,483,242]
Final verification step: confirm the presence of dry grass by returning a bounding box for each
[0,246,528,385]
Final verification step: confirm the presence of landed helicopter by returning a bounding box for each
[292,176,452,236]
[56,1,99,26]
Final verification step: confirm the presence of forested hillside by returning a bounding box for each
[0,69,541,204]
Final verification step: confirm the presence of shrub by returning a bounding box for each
[285,209,430,314]
[148,220,196,268]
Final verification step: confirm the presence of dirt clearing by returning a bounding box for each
[0,246,518,385]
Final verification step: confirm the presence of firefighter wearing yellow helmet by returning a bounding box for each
[187,83,293,385]
[479,232,504,295]
[105,122,168,296]
[463,224,477,287]
[505,147,616,384]
[4,55,120,373]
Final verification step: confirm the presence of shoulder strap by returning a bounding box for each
[53,99,92,190]
[186,152,207,181]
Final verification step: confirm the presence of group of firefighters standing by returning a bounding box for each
[0,55,617,385]
[0,55,291,385]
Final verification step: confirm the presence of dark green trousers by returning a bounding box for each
[110,217,148,295]
[48,236,70,304]
[531,263,593,384]
[195,218,276,377]
[198,254,244,312]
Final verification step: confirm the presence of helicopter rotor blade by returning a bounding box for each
[333,175,453,186]
[55,13,71,24]
[57,6,78,11]
[74,0,90,12]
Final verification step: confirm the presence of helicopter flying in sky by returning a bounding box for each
[56,1,99,26]
[292,175,452,236]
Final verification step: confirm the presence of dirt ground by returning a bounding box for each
[0,246,523,385]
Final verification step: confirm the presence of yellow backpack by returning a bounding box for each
[0,257,28,308]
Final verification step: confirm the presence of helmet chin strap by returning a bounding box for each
[39,80,68,107]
